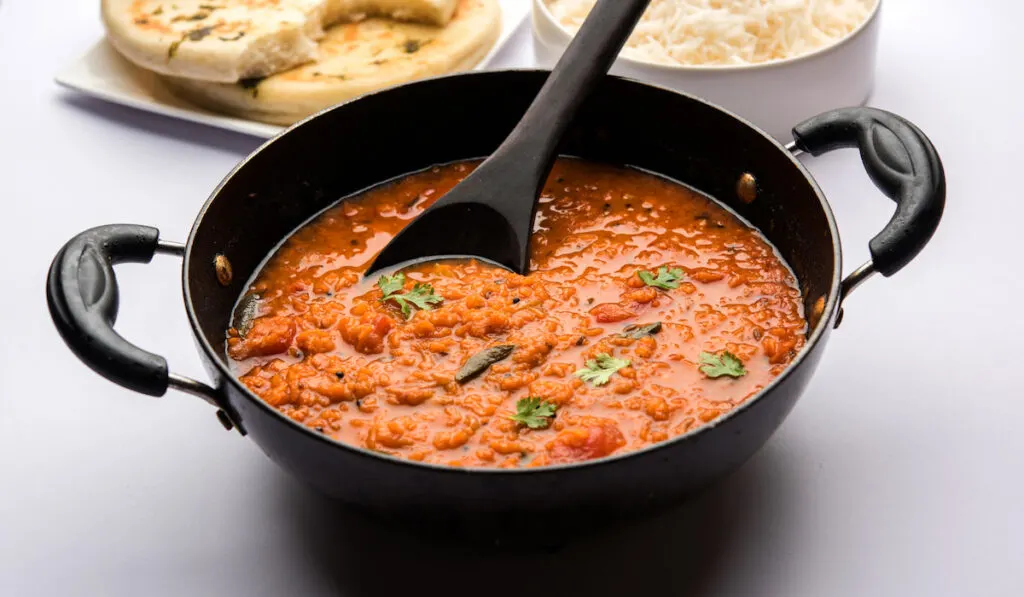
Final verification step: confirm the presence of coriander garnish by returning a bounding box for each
[377,273,443,319]
[377,272,406,296]
[575,353,631,386]
[698,351,747,379]
[638,266,684,290]
[509,397,558,429]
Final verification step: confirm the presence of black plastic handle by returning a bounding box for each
[46,224,170,396]
[792,107,946,277]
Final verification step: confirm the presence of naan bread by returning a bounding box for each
[160,0,501,124]
[103,0,327,83]
[325,0,458,25]
[102,0,461,83]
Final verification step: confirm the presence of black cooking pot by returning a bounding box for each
[47,71,944,536]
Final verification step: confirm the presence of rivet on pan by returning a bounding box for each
[737,173,758,203]
[810,295,826,327]
[214,254,233,287]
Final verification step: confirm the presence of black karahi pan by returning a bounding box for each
[47,71,944,538]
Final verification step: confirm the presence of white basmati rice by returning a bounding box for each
[545,0,877,66]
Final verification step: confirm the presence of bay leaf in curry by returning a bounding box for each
[231,293,261,336]
[455,345,516,383]
[620,322,663,339]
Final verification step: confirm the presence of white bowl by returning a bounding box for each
[532,0,882,141]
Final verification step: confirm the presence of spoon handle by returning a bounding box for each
[490,0,652,177]
[363,0,653,276]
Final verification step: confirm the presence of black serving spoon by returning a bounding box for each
[365,0,652,276]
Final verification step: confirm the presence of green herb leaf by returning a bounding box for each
[377,273,406,297]
[167,36,184,59]
[396,283,443,317]
[699,351,747,379]
[509,397,558,429]
[187,26,214,41]
[638,266,684,290]
[378,274,443,319]
[575,353,631,386]
[171,10,212,22]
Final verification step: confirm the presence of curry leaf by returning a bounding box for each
[638,266,684,290]
[509,397,558,429]
[575,353,631,386]
[456,345,516,383]
[620,322,662,339]
[699,351,747,379]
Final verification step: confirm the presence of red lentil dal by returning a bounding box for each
[227,159,807,468]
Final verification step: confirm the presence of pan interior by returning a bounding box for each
[185,71,838,370]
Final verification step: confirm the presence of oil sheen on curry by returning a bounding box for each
[227,159,807,468]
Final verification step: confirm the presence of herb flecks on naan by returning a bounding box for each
[160,0,501,124]
[102,0,460,83]
[325,0,459,26]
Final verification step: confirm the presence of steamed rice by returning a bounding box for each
[545,0,877,67]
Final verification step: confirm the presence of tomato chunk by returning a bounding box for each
[547,421,626,463]
[340,313,395,354]
[228,317,296,359]
[589,303,635,323]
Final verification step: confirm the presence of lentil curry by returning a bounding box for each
[227,159,807,468]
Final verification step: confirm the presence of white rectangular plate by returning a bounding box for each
[55,1,531,139]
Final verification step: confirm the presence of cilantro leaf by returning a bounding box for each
[377,273,406,297]
[575,353,631,386]
[377,274,443,319]
[699,351,747,379]
[638,266,684,290]
[395,283,443,317]
[509,397,558,429]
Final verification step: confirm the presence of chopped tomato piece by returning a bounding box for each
[372,314,395,337]
[228,317,296,359]
[547,421,625,463]
[589,303,635,323]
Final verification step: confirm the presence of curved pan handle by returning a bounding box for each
[46,225,234,428]
[48,225,167,395]
[792,107,946,279]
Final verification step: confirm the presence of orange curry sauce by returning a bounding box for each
[227,159,807,468]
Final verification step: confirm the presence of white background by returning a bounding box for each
[2,0,1022,595]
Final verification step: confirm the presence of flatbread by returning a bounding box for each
[103,1,327,83]
[325,0,458,25]
[159,0,501,124]
[102,0,461,83]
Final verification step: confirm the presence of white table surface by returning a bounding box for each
[2,0,1022,595]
